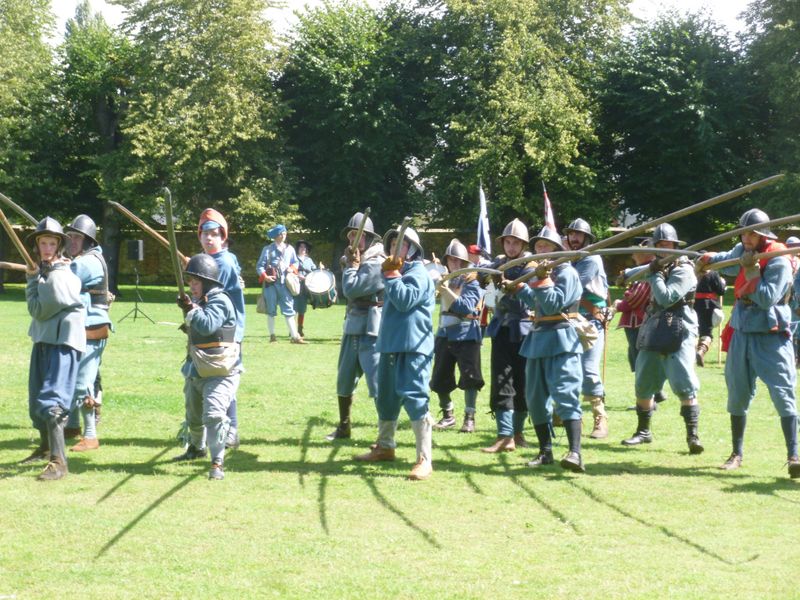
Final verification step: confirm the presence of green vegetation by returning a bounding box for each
[1,285,799,598]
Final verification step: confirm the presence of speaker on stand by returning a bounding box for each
[119,240,154,323]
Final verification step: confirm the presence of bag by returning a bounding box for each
[567,313,598,351]
[285,272,301,296]
[189,343,240,377]
[636,310,684,354]
[711,307,725,328]
[256,292,267,314]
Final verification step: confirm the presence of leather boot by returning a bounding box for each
[696,336,711,367]
[513,432,529,448]
[38,408,68,481]
[481,436,515,453]
[172,444,208,461]
[788,456,800,479]
[325,396,352,441]
[681,405,703,454]
[433,409,456,430]
[622,407,653,446]
[587,395,608,439]
[459,413,475,433]
[20,429,49,464]
[561,419,585,473]
[409,415,433,480]
[70,437,100,452]
[354,420,397,461]
[528,423,554,467]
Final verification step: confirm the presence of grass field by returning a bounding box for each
[1,283,799,598]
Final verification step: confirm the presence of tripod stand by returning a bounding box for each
[119,265,154,323]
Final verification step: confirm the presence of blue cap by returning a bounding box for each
[201,220,221,231]
[268,224,287,240]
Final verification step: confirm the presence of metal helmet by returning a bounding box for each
[739,208,777,240]
[497,218,529,244]
[341,212,378,241]
[185,253,222,287]
[443,238,469,263]
[530,226,565,251]
[26,216,68,249]
[383,225,424,260]
[651,223,684,246]
[65,214,98,246]
[786,236,800,247]
[563,218,595,243]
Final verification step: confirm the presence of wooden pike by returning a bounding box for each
[0,191,38,226]
[0,260,26,272]
[350,207,371,252]
[0,207,36,270]
[109,200,188,266]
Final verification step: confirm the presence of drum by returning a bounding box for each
[305,269,337,309]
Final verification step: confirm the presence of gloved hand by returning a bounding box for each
[345,246,361,268]
[695,252,716,274]
[648,259,664,275]
[382,255,404,273]
[177,293,194,315]
[500,278,521,295]
[740,250,760,281]
[534,261,552,280]
[615,271,627,287]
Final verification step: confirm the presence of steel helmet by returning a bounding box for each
[65,214,98,246]
[739,208,777,240]
[530,226,565,251]
[786,236,800,247]
[563,218,595,243]
[651,223,685,246]
[497,218,530,244]
[341,212,379,241]
[27,217,68,249]
[443,238,469,263]
[185,253,222,287]
[383,225,424,260]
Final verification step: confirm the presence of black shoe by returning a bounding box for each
[654,392,667,403]
[687,435,704,455]
[172,444,207,462]
[788,456,800,479]
[621,430,653,446]
[433,410,456,430]
[526,452,554,467]
[560,451,585,473]
[325,423,351,441]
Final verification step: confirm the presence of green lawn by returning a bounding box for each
[1,284,798,598]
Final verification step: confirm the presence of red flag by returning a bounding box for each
[542,182,556,231]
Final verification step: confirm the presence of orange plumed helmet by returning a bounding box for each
[197,208,228,240]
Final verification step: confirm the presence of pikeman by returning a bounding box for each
[21,218,86,480]
[354,223,436,481]
[694,269,726,367]
[173,254,242,480]
[197,209,245,450]
[621,224,703,454]
[64,215,112,452]
[699,209,800,477]
[326,211,385,441]
[563,218,609,439]
[430,239,485,433]
[481,219,534,453]
[510,226,586,472]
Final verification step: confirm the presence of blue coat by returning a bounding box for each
[646,258,698,335]
[486,253,534,342]
[210,249,245,342]
[182,287,238,378]
[71,248,112,328]
[518,263,583,359]
[342,242,385,337]
[376,260,435,355]
[436,275,483,342]
[256,242,298,284]
[573,254,608,314]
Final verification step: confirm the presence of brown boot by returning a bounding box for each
[513,432,529,448]
[481,436,516,453]
[37,457,68,481]
[70,437,100,452]
[64,427,82,439]
[696,336,711,367]
[325,396,352,441]
[353,446,395,462]
[587,396,609,439]
[409,458,432,480]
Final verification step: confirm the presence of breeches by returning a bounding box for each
[28,343,81,429]
[489,326,526,413]
[263,283,295,317]
[525,354,582,425]
[336,334,380,398]
[430,336,484,394]
[71,338,107,411]
[580,319,605,396]
[376,352,432,422]
[635,334,699,401]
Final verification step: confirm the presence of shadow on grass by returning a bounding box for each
[96,447,174,504]
[721,477,800,505]
[318,445,341,535]
[438,445,485,496]
[565,479,760,566]
[96,471,201,558]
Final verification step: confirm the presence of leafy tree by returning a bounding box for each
[279,1,438,237]
[111,0,297,235]
[596,13,762,241]
[742,0,800,216]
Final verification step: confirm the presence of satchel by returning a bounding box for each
[189,343,240,377]
[285,272,301,296]
[256,292,267,314]
[565,313,598,351]
[636,310,684,354]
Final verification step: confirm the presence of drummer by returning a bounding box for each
[294,240,316,338]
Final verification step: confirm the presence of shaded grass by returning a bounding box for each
[0,284,798,598]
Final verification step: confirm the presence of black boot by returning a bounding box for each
[681,404,704,454]
[560,419,585,473]
[433,408,456,430]
[527,423,554,467]
[780,416,800,478]
[38,408,68,481]
[326,396,352,441]
[622,407,653,446]
[20,428,49,464]
[172,444,207,461]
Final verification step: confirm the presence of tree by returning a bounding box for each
[111,0,297,235]
[596,13,762,241]
[279,1,438,237]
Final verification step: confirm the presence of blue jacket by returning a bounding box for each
[70,247,112,328]
[573,254,608,314]
[518,263,583,359]
[210,249,245,342]
[437,274,483,342]
[342,242,385,337]
[486,253,534,342]
[27,262,86,353]
[710,243,793,333]
[646,258,698,335]
[256,242,298,284]
[376,260,435,355]
[182,287,238,377]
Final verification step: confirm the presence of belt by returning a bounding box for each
[441,312,480,321]
[193,342,235,349]
[534,312,579,323]
[85,324,110,340]
[695,292,719,300]
[351,300,384,308]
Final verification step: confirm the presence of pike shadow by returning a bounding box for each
[96,471,201,558]
[498,453,580,534]
[566,479,759,565]
[438,445,485,496]
[318,445,341,534]
[721,477,800,506]
[96,447,173,504]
